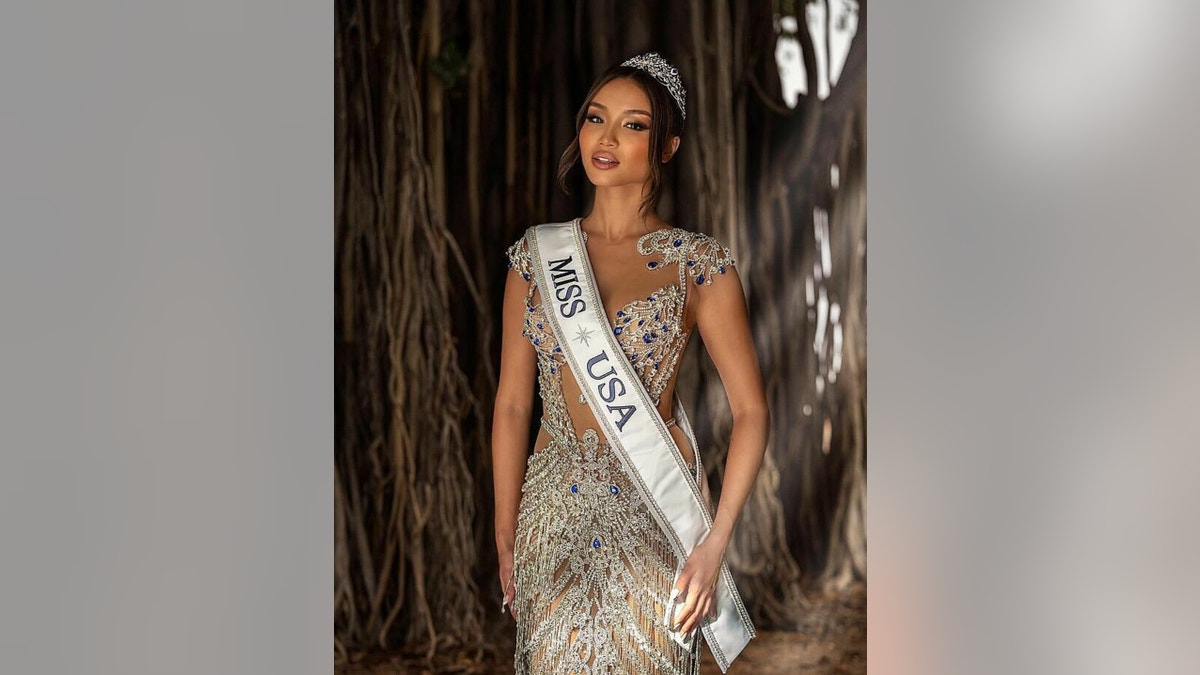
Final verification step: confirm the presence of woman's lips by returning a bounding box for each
[591,154,620,170]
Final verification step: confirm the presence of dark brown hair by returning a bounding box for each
[556,64,686,219]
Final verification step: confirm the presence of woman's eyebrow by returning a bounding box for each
[588,101,652,117]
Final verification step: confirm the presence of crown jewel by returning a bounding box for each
[620,52,687,121]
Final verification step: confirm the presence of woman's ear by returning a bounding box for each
[662,136,681,163]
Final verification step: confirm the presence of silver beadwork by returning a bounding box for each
[621,52,688,121]
[638,229,735,287]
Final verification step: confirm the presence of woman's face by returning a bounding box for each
[578,77,658,189]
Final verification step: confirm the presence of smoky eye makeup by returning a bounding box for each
[585,102,650,129]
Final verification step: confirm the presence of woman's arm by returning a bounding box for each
[492,267,538,614]
[672,262,770,634]
[691,264,770,550]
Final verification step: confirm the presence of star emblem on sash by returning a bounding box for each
[573,325,595,347]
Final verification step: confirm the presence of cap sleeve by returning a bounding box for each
[505,229,534,281]
[686,232,736,286]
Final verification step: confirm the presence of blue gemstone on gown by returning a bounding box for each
[570,484,578,494]
[643,334,652,343]
[674,239,682,247]
[592,538,601,548]
[647,261,659,269]
[610,485,619,495]
[614,326,622,335]
[696,275,705,284]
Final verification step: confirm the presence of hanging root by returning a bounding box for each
[335,0,483,660]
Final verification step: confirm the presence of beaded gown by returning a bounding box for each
[505,219,736,674]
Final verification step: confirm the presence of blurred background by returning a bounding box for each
[335,1,866,671]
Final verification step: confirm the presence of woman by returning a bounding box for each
[491,52,769,673]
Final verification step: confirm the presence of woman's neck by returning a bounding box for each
[582,186,667,243]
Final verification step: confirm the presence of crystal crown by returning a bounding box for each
[620,52,687,121]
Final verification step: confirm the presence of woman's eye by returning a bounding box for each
[626,122,648,131]
[586,114,603,124]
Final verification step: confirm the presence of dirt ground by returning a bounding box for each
[338,583,865,675]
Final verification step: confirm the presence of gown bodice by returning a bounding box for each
[506,220,736,454]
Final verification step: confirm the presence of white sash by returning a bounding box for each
[529,219,756,672]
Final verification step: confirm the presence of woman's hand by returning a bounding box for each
[669,535,724,635]
[498,548,517,620]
